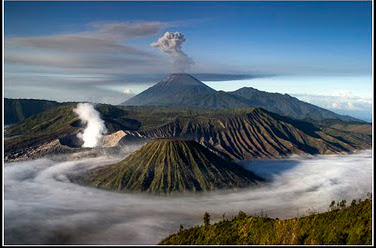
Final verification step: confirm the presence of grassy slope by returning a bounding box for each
[4,98,63,125]
[73,139,262,194]
[3,104,150,155]
[4,104,79,153]
[160,198,372,245]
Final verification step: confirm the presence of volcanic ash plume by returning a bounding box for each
[151,31,194,72]
[73,103,107,147]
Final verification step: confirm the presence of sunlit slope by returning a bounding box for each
[73,139,262,193]
[4,105,79,154]
[160,197,372,245]
[138,108,371,160]
[4,104,144,157]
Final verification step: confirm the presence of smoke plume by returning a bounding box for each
[151,32,194,72]
[73,103,107,147]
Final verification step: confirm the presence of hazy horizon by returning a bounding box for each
[4,72,373,122]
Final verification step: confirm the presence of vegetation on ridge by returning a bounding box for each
[4,105,79,154]
[160,194,372,245]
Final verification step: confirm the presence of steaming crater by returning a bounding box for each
[4,150,372,244]
[74,103,107,148]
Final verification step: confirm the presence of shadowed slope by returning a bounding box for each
[73,139,262,193]
[4,98,63,125]
[229,87,360,122]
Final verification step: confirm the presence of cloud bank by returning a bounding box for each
[292,92,372,122]
[4,150,372,244]
[151,32,194,72]
[73,103,107,147]
[5,21,166,70]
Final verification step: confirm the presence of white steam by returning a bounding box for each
[73,103,107,147]
[4,150,372,244]
[151,31,194,72]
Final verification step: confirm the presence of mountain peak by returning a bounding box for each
[237,86,258,92]
[158,73,206,87]
[122,73,215,106]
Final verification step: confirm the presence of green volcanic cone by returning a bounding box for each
[74,139,262,194]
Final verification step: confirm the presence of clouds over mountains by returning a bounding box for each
[293,92,372,122]
[5,21,168,72]
[5,21,178,103]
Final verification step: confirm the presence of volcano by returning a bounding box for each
[73,139,262,194]
[121,73,361,122]
[122,73,216,106]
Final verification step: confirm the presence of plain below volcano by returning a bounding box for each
[72,139,263,194]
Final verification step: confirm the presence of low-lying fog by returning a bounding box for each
[4,149,372,244]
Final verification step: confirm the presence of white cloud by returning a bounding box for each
[331,102,341,109]
[123,89,133,95]
[292,93,372,121]
[332,90,353,98]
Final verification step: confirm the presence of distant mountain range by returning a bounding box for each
[71,139,262,193]
[4,104,371,162]
[135,107,371,160]
[121,73,361,123]
[3,74,371,162]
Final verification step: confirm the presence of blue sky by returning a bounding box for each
[4,1,373,121]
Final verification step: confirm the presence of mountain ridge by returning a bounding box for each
[229,87,359,123]
[136,107,371,160]
[4,98,63,125]
[4,104,371,162]
[122,73,362,123]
